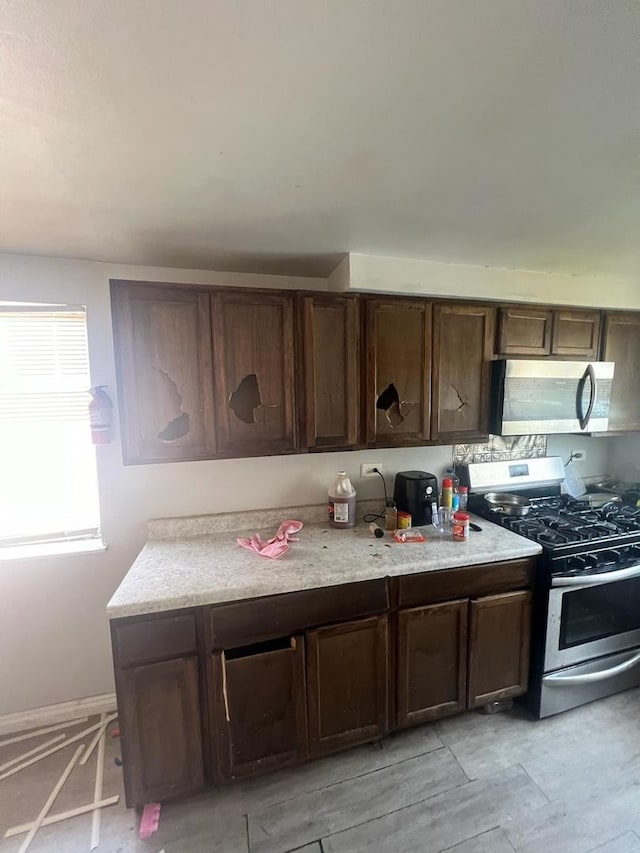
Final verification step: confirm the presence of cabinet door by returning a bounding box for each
[307,616,388,755]
[551,309,601,358]
[397,600,468,728]
[497,306,552,356]
[213,637,306,779]
[212,289,297,455]
[364,298,432,446]
[431,303,494,442]
[118,657,204,806]
[110,281,216,464]
[468,591,532,709]
[602,313,640,431]
[300,293,359,450]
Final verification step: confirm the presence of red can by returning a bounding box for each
[452,511,470,541]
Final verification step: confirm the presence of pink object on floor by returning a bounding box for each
[237,520,303,559]
[139,802,161,839]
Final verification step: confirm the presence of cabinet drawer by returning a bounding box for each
[210,579,389,649]
[112,612,198,667]
[395,558,536,608]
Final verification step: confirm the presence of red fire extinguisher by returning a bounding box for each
[89,386,113,445]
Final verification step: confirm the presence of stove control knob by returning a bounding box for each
[567,556,586,573]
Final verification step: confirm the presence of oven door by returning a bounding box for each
[545,564,640,671]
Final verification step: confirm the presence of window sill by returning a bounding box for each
[0,538,107,562]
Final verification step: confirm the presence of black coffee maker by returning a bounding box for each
[393,471,439,525]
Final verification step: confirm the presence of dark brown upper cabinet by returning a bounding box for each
[212,289,298,456]
[431,303,495,442]
[602,312,640,432]
[299,293,359,450]
[497,306,553,356]
[551,309,600,358]
[364,298,432,446]
[110,281,216,465]
[497,305,601,360]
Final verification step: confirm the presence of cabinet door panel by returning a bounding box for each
[300,294,359,449]
[118,657,204,806]
[213,638,306,779]
[397,600,467,727]
[497,307,552,356]
[365,299,431,446]
[431,303,494,441]
[213,290,297,455]
[468,591,532,708]
[307,616,388,755]
[110,282,216,464]
[552,310,600,358]
[602,313,640,431]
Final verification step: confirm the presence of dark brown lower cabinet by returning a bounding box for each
[397,600,468,727]
[306,616,388,755]
[112,559,537,805]
[118,656,204,805]
[212,636,307,779]
[467,591,533,708]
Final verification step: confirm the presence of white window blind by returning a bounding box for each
[0,306,101,546]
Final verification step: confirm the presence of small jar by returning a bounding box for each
[385,502,398,531]
[397,510,412,529]
[458,486,468,511]
[452,511,470,541]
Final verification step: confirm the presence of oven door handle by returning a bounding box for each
[552,563,640,587]
[543,649,640,685]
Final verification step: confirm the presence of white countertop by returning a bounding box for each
[107,509,542,619]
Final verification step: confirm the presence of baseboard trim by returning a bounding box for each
[0,693,117,737]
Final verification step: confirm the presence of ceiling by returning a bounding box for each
[0,0,638,279]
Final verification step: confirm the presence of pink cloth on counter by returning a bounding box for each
[237,520,303,559]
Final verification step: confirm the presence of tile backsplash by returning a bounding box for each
[453,435,547,464]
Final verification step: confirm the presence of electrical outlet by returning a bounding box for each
[361,463,383,478]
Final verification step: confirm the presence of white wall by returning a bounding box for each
[330,253,640,310]
[546,434,612,483]
[607,433,640,484]
[0,253,621,716]
[0,254,327,715]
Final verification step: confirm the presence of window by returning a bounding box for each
[0,305,101,548]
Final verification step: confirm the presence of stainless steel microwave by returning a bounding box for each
[491,359,615,435]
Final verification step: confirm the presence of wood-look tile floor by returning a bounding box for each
[1,688,639,853]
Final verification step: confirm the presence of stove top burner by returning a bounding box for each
[537,528,573,546]
[470,492,640,554]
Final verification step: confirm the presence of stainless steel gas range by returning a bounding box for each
[459,456,640,718]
